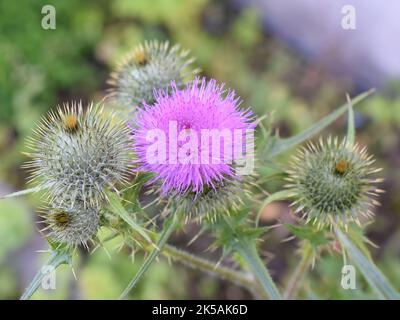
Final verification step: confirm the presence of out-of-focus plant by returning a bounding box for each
[2,38,399,301]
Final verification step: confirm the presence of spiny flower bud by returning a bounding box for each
[24,102,132,207]
[286,137,383,228]
[108,40,199,109]
[40,200,100,248]
[173,177,252,222]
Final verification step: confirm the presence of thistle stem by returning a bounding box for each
[162,244,268,299]
[335,228,400,300]
[234,238,282,300]
[20,249,71,300]
[119,214,179,299]
[283,243,313,299]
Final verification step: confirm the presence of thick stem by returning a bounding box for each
[119,214,178,299]
[235,239,282,300]
[20,250,71,300]
[335,228,400,300]
[283,243,313,299]
[163,244,268,299]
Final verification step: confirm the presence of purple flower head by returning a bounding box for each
[132,77,256,195]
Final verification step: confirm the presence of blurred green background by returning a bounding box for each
[0,0,399,299]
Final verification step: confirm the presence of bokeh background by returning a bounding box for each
[0,0,399,299]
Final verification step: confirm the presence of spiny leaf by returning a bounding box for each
[119,213,178,299]
[106,191,153,245]
[233,238,282,300]
[264,89,375,159]
[285,224,330,249]
[346,224,372,260]
[0,186,42,200]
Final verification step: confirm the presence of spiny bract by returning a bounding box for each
[286,137,383,228]
[108,40,199,109]
[41,199,100,248]
[174,176,253,222]
[25,102,132,207]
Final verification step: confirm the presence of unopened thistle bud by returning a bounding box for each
[174,177,252,222]
[40,200,100,248]
[24,102,132,207]
[108,40,199,109]
[286,137,383,228]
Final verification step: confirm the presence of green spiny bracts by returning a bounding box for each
[24,101,133,207]
[286,137,384,228]
[40,200,100,249]
[107,40,199,109]
[173,176,253,223]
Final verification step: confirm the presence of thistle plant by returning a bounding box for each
[108,40,199,109]
[2,39,398,301]
[24,101,132,207]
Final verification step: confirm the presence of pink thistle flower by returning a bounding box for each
[132,77,256,195]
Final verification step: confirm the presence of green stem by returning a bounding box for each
[335,228,400,300]
[163,244,268,299]
[283,243,313,299]
[20,249,71,300]
[119,214,179,299]
[235,238,282,300]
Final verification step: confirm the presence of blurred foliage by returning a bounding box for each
[0,0,399,299]
[0,199,32,262]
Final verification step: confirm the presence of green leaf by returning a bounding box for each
[264,89,374,159]
[336,228,400,300]
[256,189,295,226]
[346,224,372,260]
[285,224,330,249]
[234,238,282,300]
[218,215,282,299]
[122,172,153,213]
[210,207,265,251]
[106,191,152,245]
[20,248,72,300]
[346,93,356,147]
[119,213,178,299]
[0,186,42,200]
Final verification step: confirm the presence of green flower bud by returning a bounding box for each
[173,177,253,223]
[41,200,100,248]
[107,40,199,109]
[286,137,383,228]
